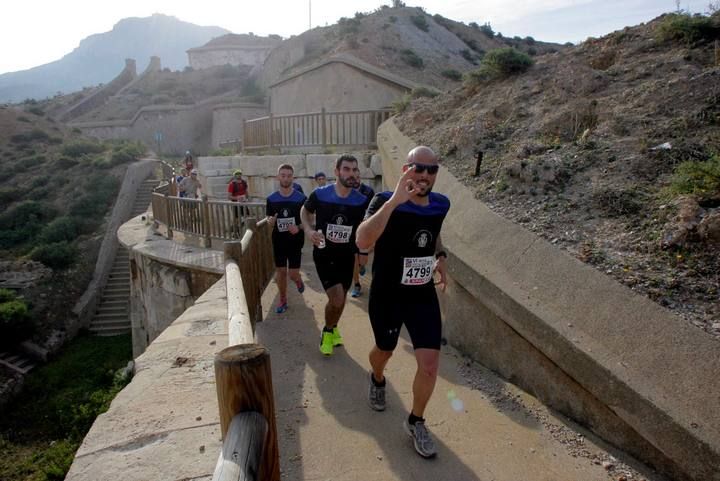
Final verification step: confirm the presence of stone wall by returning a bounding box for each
[189,46,274,70]
[198,152,383,201]
[270,62,408,115]
[377,119,720,481]
[211,103,268,148]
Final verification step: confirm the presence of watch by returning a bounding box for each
[435,250,448,260]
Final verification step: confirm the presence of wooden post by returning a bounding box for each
[212,411,267,481]
[321,107,327,150]
[202,195,212,248]
[267,114,274,150]
[163,194,173,239]
[214,344,280,481]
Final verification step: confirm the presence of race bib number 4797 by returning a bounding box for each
[400,256,434,286]
[326,223,352,243]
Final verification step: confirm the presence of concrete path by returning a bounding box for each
[258,251,661,481]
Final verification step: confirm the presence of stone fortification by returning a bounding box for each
[58,59,137,122]
[198,152,383,201]
[187,33,281,70]
[377,119,720,481]
[211,103,268,149]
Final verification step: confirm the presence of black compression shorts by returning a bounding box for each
[272,240,303,269]
[368,287,441,351]
[313,249,355,292]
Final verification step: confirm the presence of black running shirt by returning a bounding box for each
[266,189,306,242]
[304,184,367,254]
[365,191,450,292]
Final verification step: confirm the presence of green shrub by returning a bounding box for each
[40,217,78,244]
[55,156,79,169]
[441,69,462,81]
[657,13,720,44]
[27,106,45,116]
[400,49,424,68]
[480,23,494,38]
[389,15,397,23]
[0,201,57,248]
[30,241,79,269]
[464,47,534,85]
[338,16,361,36]
[61,140,105,158]
[0,288,16,303]
[0,298,32,347]
[410,14,429,32]
[110,149,134,165]
[10,129,50,144]
[392,93,412,114]
[411,86,440,98]
[17,116,30,122]
[460,49,478,64]
[669,155,720,196]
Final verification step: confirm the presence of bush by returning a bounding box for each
[669,155,720,196]
[61,140,105,159]
[480,23,494,38]
[10,129,50,144]
[27,106,45,116]
[55,156,79,169]
[338,17,361,36]
[411,86,440,98]
[0,201,57,248]
[392,93,412,114]
[0,288,17,303]
[400,49,424,68]
[657,13,720,44]
[441,69,462,81]
[40,217,78,244]
[465,47,534,85]
[410,14,429,32]
[460,48,478,64]
[0,297,32,347]
[30,241,79,269]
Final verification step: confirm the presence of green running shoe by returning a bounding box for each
[319,330,334,356]
[332,327,344,346]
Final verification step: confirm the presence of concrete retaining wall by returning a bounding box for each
[71,159,158,336]
[198,152,383,201]
[211,103,268,148]
[377,120,720,481]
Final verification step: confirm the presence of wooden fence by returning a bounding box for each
[151,193,266,243]
[243,108,392,151]
[212,218,278,481]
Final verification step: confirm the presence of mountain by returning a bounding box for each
[0,14,229,103]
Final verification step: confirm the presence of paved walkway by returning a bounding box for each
[257,251,655,481]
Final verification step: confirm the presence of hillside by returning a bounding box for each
[394,12,720,339]
[261,5,561,91]
[0,105,145,347]
[0,14,228,103]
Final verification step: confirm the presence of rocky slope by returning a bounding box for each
[394,12,720,339]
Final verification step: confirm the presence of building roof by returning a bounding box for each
[187,33,282,53]
[269,54,419,91]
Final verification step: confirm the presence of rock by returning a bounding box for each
[697,210,720,244]
[602,461,615,470]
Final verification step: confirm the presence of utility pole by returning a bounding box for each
[309,0,312,30]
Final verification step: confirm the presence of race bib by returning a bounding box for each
[276,217,296,232]
[401,256,434,286]
[325,223,352,243]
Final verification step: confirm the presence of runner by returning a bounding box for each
[355,146,450,459]
[301,154,367,356]
[266,164,306,314]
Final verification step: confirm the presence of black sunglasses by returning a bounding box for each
[409,163,439,174]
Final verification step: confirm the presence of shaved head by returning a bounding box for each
[407,146,439,165]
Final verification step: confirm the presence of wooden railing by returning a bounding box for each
[212,218,278,481]
[151,193,266,244]
[243,108,393,151]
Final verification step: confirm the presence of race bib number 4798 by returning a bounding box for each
[276,217,295,232]
[326,223,352,243]
[401,256,434,286]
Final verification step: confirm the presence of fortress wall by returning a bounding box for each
[211,103,268,148]
[270,62,407,115]
[377,119,720,481]
[189,47,274,70]
[59,59,137,122]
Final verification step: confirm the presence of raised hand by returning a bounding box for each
[389,165,417,206]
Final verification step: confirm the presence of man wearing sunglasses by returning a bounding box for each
[356,145,450,459]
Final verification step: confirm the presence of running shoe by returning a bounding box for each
[350,283,362,298]
[296,279,305,293]
[403,419,437,458]
[319,330,334,356]
[367,371,386,411]
[275,300,288,314]
[331,326,344,346]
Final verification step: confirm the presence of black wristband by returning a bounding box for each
[435,250,447,260]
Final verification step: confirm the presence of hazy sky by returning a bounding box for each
[0,0,713,74]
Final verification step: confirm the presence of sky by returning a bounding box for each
[0,0,714,75]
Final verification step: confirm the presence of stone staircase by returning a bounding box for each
[0,350,36,374]
[89,178,158,336]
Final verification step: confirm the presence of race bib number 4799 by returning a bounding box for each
[326,223,352,243]
[401,256,434,286]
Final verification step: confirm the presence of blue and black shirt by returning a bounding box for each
[304,184,367,255]
[266,189,306,246]
[365,191,450,291]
